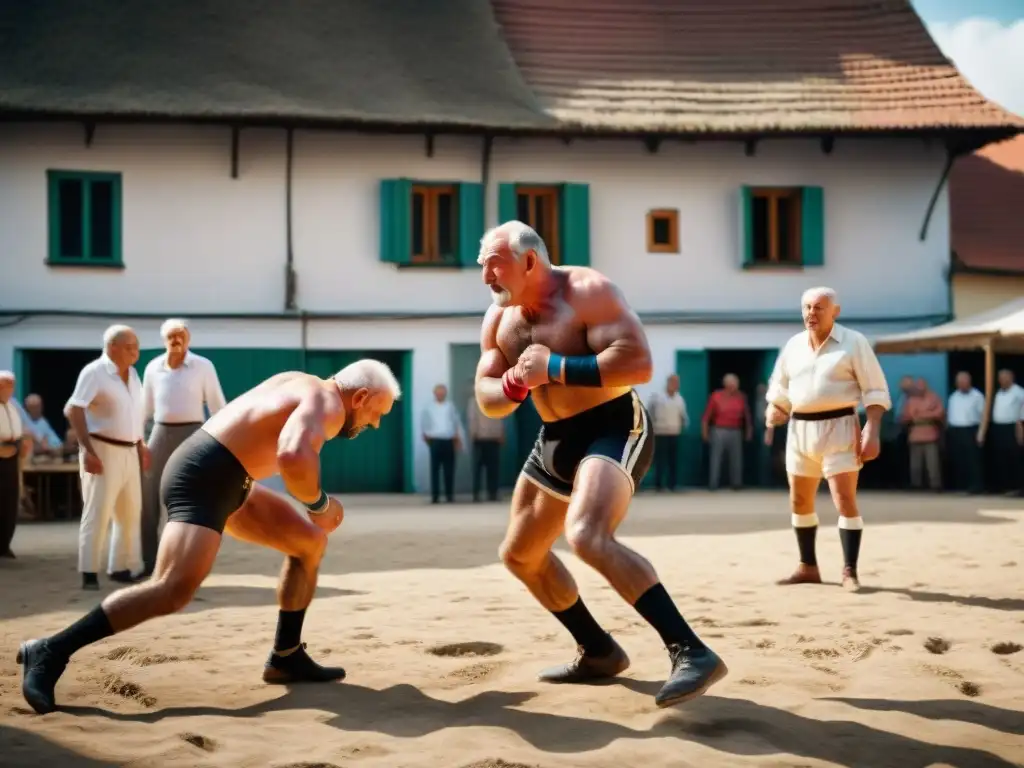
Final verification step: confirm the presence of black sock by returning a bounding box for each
[793,514,818,566]
[551,598,614,656]
[47,605,114,659]
[839,517,864,571]
[633,583,704,651]
[274,609,307,652]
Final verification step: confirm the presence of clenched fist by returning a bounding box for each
[515,344,552,389]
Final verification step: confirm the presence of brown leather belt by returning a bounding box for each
[90,433,140,448]
[156,421,203,427]
[791,407,856,422]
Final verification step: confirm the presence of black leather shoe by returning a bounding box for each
[17,639,68,715]
[654,644,728,708]
[262,643,346,684]
[537,636,630,684]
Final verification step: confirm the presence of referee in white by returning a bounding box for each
[765,287,891,592]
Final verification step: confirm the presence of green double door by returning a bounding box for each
[135,347,409,493]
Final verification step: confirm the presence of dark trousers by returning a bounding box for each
[473,439,501,501]
[653,434,679,490]
[0,455,20,554]
[990,423,1022,492]
[428,438,456,502]
[948,426,983,493]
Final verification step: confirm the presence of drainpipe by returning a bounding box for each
[284,128,297,311]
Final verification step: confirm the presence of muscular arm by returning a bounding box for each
[277,387,333,504]
[556,275,652,388]
[475,306,521,419]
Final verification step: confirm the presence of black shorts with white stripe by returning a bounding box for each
[521,389,654,502]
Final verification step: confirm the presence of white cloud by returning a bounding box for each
[928,18,1024,117]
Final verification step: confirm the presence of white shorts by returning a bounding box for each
[786,411,862,479]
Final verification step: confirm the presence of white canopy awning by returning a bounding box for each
[873,298,1024,354]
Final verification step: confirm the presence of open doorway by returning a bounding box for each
[19,348,98,437]
[706,348,777,487]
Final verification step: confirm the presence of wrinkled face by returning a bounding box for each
[165,328,189,356]
[25,395,43,419]
[956,372,971,391]
[339,388,394,439]
[0,378,12,403]
[802,294,836,332]
[479,237,533,307]
[109,333,140,368]
[666,374,679,394]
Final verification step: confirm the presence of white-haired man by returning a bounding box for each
[64,326,149,590]
[1,370,32,558]
[18,359,400,715]
[766,287,891,592]
[475,220,727,709]
[140,319,227,576]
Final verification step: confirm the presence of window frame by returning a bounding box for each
[410,182,460,265]
[46,169,124,268]
[514,185,562,265]
[749,186,803,266]
[646,208,679,254]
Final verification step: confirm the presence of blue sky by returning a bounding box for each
[910,0,1024,115]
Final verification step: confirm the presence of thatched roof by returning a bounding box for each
[491,0,1024,135]
[1,0,1021,138]
[0,0,551,130]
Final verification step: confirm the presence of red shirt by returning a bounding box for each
[702,390,751,430]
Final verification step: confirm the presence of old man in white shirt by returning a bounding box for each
[766,287,891,593]
[140,319,227,576]
[1,370,32,558]
[65,325,149,590]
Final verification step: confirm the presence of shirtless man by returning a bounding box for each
[17,360,400,715]
[475,221,727,708]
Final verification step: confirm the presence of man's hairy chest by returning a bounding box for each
[496,306,591,364]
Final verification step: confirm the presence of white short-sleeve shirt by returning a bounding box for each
[65,355,144,443]
[141,351,227,425]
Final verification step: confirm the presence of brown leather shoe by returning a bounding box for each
[537,637,630,684]
[842,566,861,593]
[776,563,823,585]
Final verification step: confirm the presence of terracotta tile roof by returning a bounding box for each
[951,136,1024,274]
[0,0,551,130]
[490,0,1024,134]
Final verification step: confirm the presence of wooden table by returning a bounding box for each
[22,462,81,520]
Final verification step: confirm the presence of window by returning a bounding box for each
[379,179,483,267]
[47,170,123,266]
[411,184,458,263]
[497,182,590,267]
[646,209,679,253]
[740,185,824,268]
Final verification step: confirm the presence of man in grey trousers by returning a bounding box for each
[139,319,227,576]
[701,373,753,490]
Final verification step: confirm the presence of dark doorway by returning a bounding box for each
[947,351,1024,393]
[20,348,97,437]
[706,349,776,487]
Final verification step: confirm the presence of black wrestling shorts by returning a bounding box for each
[522,389,654,501]
[161,428,254,534]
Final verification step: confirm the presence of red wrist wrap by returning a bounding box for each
[501,370,529,403]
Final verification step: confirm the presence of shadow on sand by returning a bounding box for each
[56,678,1020,768]
[1,724,119,768]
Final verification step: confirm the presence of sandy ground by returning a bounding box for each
[1,490,1023,768]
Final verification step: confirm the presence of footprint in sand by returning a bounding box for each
[180,733,217,752]
[102,674,156,708]
[958,681,981,697]
[924,637,951,655]
[445,661,506,685]
[275,763,343,768]
[885,628,914,637]
[427,642,504,658]
[733,618,779,628]
[462,760,538,768]
[351,632,376,641]
[991,642,1023,655]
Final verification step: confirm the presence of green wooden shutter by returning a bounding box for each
[497,183,517,225]
[740,185,754,267]
[560,183,591,266]
[457,182,485,267]
[379,178,411,264]
[675,349,710,488]
[801,186,825,267]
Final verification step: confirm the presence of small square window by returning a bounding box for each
[646,209,679,253]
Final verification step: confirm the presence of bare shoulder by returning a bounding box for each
[480,304,506,348]
[562,267,631,321]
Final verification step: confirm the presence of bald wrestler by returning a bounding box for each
[18,360,400,715]
[475,221,727,708]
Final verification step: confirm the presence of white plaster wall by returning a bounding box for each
[1,125,949,320]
